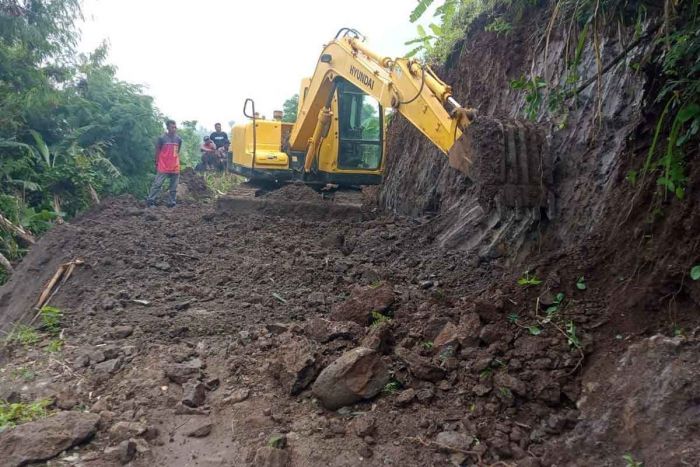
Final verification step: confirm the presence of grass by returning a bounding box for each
[203,171,243,195]
[46,338,63,353]
[370,311,391,327]
[12,367,36,381]
[7,325,39,346]
[0,399,52,431]
[40,306,62,335]
[517,271,542,286]
[382,380,401,395]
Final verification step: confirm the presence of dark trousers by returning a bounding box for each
[146,172,179,205]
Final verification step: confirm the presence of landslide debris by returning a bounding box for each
[0,196,591,466]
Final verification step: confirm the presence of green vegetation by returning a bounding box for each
[46,338,64,353]
[282,94,299,123]
[11,367,36,382]
[565,320,581,349]
[39,306,62,335]
[0,1,199,284]
[0,399,52,431]
[370,310,392,327]
[204,172,242,196]
[576,276,587,290]
[691,265,700,281]
[421,340,434,350]
[7,325,40,346]
[517,271,542,286]
[382,380,402,394]
[623,453,643,467]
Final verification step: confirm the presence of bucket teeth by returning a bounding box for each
[447,117,551,209]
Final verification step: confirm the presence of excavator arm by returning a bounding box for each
[289,28,474,174]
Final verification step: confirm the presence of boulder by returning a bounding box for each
[329,283,395,326]
[0,411,99,466]
[312,347,390,410]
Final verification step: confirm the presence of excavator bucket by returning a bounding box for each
[448,117,552,209]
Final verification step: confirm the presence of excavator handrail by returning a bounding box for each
[243,98,257,172]
[333,27,364,41]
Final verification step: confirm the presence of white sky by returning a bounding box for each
[79,0,438,133]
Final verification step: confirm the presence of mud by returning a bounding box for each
[1,3,699,467]
[0,195,595,466]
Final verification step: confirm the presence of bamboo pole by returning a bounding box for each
[0,252,13,275]
[0,214,35,246]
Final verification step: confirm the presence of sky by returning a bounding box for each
[78,0,438,132]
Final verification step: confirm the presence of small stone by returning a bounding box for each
[224,388,250,404]
[94,357,122,374]
[434,431,473,453]
[416,387,435,402]
[186,422,213,438]
[164,359,202,384]
[154,261,170,271]
[395,388,416,406]
[265,323,288,335]
[419,280,434,289]
[104,439,136,464]
[473,384,492,396]
[358,443,373,458]
[74,354,90,368]
[253,446,289,467]
[109,421,147,441]
[111,325,133,339]
[351,416,376,437]
[89,350,106,364]
[182,382,206,407]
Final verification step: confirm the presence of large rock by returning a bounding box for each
[329,283,395,326]
[0,411,99,466]
[312,347,390,410]
[269,338,320,395]
[544,335,700,466]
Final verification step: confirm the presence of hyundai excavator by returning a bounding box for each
[229,28,549,208]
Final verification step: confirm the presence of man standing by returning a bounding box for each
[210,123,229,151]
[146,120,182,207]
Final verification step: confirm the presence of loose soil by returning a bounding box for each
[1,3,699,467]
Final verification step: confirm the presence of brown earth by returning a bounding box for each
[1,3,700,467]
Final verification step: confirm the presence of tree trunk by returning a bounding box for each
[0,214,36,246]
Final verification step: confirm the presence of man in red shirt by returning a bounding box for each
[146,120,182,207]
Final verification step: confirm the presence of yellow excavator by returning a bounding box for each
[229,28,549,208]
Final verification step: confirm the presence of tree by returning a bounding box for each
[282,94,299,123]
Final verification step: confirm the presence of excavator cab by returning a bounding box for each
[305,78,384,185]
[231,79,384,187]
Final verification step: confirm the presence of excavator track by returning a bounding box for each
[216,182,370,221]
